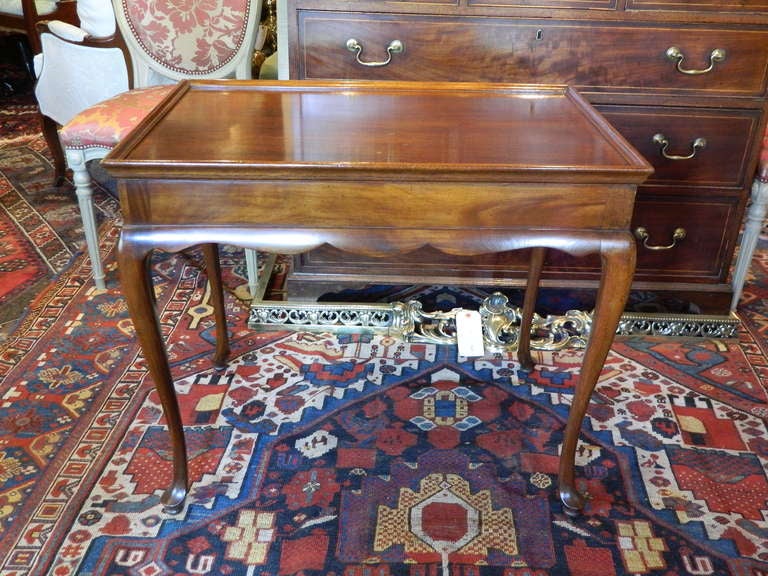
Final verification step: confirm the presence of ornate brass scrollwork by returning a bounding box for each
[665,46,726,75]
[634,226,686,250]
[345,38,404,67]
[248,293,592,351]
[652,133,706,160]
[247,293,738,345]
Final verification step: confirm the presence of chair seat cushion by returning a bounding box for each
[760,124,768,183]
[60,84,174,150]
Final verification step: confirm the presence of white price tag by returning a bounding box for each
[455,309,485,357]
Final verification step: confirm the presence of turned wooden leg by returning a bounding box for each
[518,247,546,370]
[559,234,635,516]
[731,178,768,310]
[244,248,260,300]
[118,233,188,513]
[66,148,107,289]
[202,243,230,368]
[41,114,66,185]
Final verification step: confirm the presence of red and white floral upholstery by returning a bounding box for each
[120,0,251,76]
[114,0,262,87]
[732,123,768,309]
[59,85,173,150]
[34,0,264,291]
[35,0,264,294]
[55,84,174,289]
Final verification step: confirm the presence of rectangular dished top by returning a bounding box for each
[104,80,652,183]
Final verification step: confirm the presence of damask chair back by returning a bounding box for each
[34,0,265,291]
[112,0,262,87]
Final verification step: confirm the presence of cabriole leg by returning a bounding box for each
[518,247,546,370]
[202,243,230,368]
[559,235,635,516]
[118,234,188,513]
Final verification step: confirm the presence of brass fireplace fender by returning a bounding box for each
[248,292,739,351]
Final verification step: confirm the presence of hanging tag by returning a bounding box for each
[456,309,485,357]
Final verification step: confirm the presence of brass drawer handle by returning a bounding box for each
[665,46,726,75]
[634,227,687,251]
[346,38,404,67]
[652,133,707,160]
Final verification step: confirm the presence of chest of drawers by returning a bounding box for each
[279,0,768,314]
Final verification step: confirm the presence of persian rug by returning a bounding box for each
[0,36,39,143]
[0,135,121,340]
[0,100,39,144]
[1,224,768,575]
[734,238,768,353]
[0,43,109,339]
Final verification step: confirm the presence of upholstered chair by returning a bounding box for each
[0,0,77,84]
[0,0,76,55]
[34,0,265,292]
[113,0,265,87]
[731,127,768,310]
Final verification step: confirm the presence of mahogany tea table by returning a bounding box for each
[102,79,652,515]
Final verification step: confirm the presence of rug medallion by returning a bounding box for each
[0,238,766,574]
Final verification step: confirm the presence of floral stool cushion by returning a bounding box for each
[760,123,768,182]
[60,84,174,150]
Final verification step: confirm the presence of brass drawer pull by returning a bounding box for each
[665,46,726,75]
[634,227,687,250]
[346,38,404,67]
[652,133,707,160]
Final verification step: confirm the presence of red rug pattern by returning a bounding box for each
[0,136,120,338]
[0,227,767,574]
[0,93,767,573]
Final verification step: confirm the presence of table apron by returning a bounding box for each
[118,179,636,230]
[119,225,635,258]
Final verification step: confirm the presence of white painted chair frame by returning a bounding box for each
[35,27,129,289]
[36,0,266,295]
[731,175,768,311]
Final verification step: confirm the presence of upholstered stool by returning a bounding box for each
[731,125,768,310]
[59,84,174,289]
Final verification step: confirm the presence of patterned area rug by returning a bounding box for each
[0,37,40,144]
[1,224,768,575]
[0,136,120,340]
[0,101,39,145]
[0,43,109,340]
[734,239,768,354]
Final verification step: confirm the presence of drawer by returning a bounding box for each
[631,193,741,282]
[540,193,740,282]
[295,13,768,97]
[470,0,618,7]
[626,0,768,12]
[596,105,762,188]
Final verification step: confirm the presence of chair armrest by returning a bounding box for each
[37,19,123,49]
[46,19,87,41]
